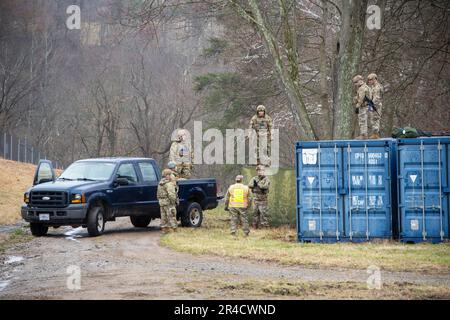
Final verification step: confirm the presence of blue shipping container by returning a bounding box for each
[296,139,397,242]
[396,137,450,243]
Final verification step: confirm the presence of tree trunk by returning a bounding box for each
[319,0,331,139]
[332,0,368,139]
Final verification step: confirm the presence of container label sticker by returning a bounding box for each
[354,152,383,164]
[410,219,419,231]
[302,149,318,165]
[307,176,315,185]
[308,220,316,231]
[352,175,363,186]
[352,196,364,207]
[368,153,382,165]
[410,174,417,183]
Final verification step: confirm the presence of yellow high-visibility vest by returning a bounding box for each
[228,183,249,208]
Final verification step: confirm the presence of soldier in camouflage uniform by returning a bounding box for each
[367,73,384,139]
[249,105,273,166]
[248,165,270,228]
[157,169,179,234]
[169,129,193,179]
[353,75,372,140]
[224,175,251,237]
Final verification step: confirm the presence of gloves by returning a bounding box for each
[355,107,359,114]
[253,180,258,188]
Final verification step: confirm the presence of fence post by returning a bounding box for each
[10,134,12,160]
[31,147,34,165]
[3,132,5,159]
[24,137,27,163]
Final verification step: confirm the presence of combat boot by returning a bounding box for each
[369,133,380,139]
[161,227,169,234]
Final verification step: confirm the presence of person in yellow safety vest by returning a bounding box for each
[224,175,251,237]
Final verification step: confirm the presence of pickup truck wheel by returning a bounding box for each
[181,202,203,228]
[130,216,152,228]
[30,223,48,237]
[87,205,105,237]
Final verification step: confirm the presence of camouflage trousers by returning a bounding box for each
[252,201,269,228]
[370,104,382,135]
[160,205,177,229]
[359,105,382,137]
[176,164,192,179]
[229,207,250,236]
[256,134,271,166]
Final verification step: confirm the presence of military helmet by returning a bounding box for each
[367,73,378,80]
[168,161,177,169]
[352,75,363,83]
[177,129,187,138]
[256,105,266,112]
[162,169,173,177]
[235,175,244,182]
[256,165,265,171]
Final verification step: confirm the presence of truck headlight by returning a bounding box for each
[24,192,30,204]
[71,193,86,204]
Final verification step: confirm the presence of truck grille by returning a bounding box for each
[30,191,68,208]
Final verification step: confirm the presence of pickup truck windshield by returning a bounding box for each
[58,162,116,181]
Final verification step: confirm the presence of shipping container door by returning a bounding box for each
[297,143,344,242]
[398,139,449,242]
[343,142,392,241]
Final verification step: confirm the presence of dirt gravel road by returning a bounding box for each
[1,218,449,299]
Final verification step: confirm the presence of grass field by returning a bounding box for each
[180,278,450,300]
[0,159,37,224]
[161,206,450,274]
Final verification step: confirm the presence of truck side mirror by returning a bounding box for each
[114,177,129,186]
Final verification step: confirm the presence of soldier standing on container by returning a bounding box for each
[249,105,273,166]
[367,73,384,139]
[352,75,372,140]
[169,129,193,179]
[248,165,270,229]
[224,175,251,237]
[157,169,179,234]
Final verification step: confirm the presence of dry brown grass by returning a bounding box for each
[162,206,450,274]
[0,159,37,224]
[181,278,450,299]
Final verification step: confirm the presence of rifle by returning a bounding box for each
[364,96,380,116]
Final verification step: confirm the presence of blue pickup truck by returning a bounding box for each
[21,158,219,237]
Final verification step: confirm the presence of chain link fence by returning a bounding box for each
[0,131,62,169]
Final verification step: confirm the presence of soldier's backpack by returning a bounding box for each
[391,127,429,138]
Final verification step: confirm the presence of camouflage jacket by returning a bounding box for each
[248,175,270,202]
[250,114,273,137]
[169,141,193,165]
[370,82,383,108]
[157,178,179,206]
[355,83,372,109]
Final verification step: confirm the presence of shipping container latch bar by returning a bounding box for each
[438,141,444,241]
[347,144,353,241]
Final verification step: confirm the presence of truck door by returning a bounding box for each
[136,161,159,215]
[33,160,55,185]
[111,162,141,216]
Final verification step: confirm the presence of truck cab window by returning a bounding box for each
[116,163,138,183]
[138,162,157,182]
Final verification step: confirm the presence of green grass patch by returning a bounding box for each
[161,207,450,274]
[0,226,32,254]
